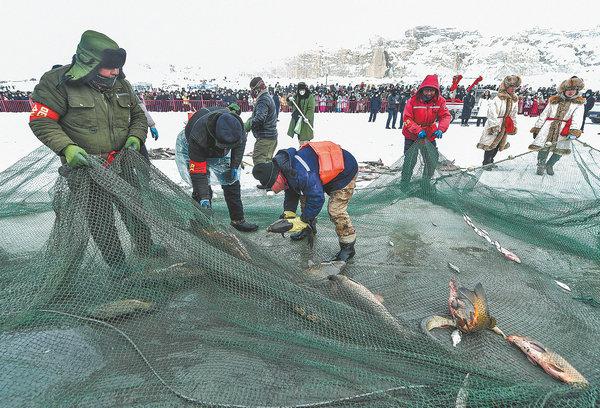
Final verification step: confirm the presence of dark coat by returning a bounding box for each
[185,107,246,199]
[251,90,278,139]
[387,94,399,112]
[369,95,382,112]
[585,95,595,113]
[273,146,358,222]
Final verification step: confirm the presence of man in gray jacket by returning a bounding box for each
[246,77,278,166]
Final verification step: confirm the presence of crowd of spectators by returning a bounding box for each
[2,82,599,116]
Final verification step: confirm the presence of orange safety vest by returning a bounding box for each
[302,141,345,184]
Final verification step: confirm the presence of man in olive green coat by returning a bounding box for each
[29,30,157,278]
[287,82,315,145]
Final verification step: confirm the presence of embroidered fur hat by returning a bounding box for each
[559,76,585,93]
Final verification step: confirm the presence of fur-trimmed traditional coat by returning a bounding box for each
[528,95,585,155]
[476,92,518,151]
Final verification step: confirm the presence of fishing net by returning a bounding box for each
[0,140,598,407]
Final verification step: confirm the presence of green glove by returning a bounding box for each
[288,217,309,233]
[244,118,253,132]
[63,144,89,168]
[124,136,141,151]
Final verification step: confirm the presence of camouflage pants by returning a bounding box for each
[252,138,278,165]
[327,177,357,244]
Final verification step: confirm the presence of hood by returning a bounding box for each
[273,148,298,181]
[65,30,125,82]
[417,75,440,99]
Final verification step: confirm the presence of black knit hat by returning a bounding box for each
[214,113,244,148]
[252,161,279,188]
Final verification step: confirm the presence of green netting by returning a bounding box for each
[0,142,598,407]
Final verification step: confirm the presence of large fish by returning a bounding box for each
[449,277,501,335]
[422,277,505,342]
[89,299,154,321]
[506,335,588,387]
[267,218,315,248]
[328,274,404,332]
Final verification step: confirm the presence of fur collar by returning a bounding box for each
[497,91,518,102]
[548,95,585,105]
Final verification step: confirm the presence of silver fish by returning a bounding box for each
[328,274,404,332]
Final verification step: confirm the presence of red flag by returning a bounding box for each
[449,75,463,92]
[467,76,483,93]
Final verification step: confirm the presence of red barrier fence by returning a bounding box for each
[0,99,398,114]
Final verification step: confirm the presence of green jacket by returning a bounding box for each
[29,66,147,156]
[287,93,315,140]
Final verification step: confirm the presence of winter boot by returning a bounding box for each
[536,164,546,176]
[545,154,561,176]
[231,219,259,232]
[331,241,356,262]
[256,184,270,190]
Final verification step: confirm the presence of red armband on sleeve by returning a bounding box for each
[189,160,207,174]
[29,102,60,122]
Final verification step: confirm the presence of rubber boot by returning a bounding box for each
[545,154,561,176]
[331,241,356,262]
[231,220,259,232]
[536,164,546,175]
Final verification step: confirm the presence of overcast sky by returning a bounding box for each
[2,0,598,80]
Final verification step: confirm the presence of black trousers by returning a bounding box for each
[398,111,404,128]
[400,139,439,183]
[461,110,472,125]
[476,117,487,127]
[64,162,152,269]
[581,110,590,131]
[221,180,244,222]
[483,147,499,165]
[368,111,378,122]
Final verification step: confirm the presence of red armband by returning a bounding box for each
[29,102,60,122]
[189,160,207,174]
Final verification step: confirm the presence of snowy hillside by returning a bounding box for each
[270,26,600,88]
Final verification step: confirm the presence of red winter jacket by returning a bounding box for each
[402,75,451,141]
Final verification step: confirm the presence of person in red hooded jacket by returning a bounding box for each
[400,74,451,188]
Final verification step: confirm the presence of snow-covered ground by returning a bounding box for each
[2,112,599,190]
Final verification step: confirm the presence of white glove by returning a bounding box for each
[303,117,309,123]
[288,96,295,102]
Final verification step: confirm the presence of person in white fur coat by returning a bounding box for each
[529,76,585,176]
[476,76,520,169]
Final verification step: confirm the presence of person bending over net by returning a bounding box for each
[253,142,358,262]
[185,108,258,232]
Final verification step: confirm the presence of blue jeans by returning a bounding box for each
[386,110,398,128]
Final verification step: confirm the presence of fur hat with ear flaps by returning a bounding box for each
[497,75,521,101]
[559,76,585,93]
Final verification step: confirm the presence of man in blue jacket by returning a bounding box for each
[253,141,358,261]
